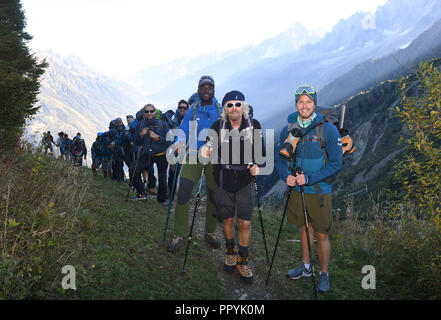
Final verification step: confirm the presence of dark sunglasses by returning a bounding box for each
[144,110,155,114]
[178,106,188,110]
[226,102,243,108]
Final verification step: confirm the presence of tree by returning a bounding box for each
[395,61,441,217]
[0,0,47,149]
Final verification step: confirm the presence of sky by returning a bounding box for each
[21,0,387,75]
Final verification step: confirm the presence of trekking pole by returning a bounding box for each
[162,162,181,245]
[181,164,206,273]
[125,147,142,202]
[340,104,346,129]
[265,184,292,287]
[297,168,318,300]
[253,176,270,265]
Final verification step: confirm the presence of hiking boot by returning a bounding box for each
[168,236,184,253]
[205,233,221,249]
[129,194,147,201]
[224,246,237,273]
[287,262,312,280]
[236,254,253,284]
[317,272,330,293]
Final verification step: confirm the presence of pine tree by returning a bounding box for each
[0,0,47,149]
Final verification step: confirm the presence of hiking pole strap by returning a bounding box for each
[314,184,325,208]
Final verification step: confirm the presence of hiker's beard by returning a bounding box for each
[228,112,242,122]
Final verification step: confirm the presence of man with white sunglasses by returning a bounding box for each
[201,90,264,284]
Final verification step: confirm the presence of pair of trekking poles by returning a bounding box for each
[265,166,318,300]
[161,159,271,273]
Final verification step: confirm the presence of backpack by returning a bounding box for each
[289,106,355,164]
[288,106,355,206]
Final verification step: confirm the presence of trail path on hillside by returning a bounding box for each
[186,196,279,300]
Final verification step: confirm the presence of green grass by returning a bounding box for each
[2,148,439,299]
[44,173,227,300]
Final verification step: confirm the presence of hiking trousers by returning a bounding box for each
[173,162,217,237]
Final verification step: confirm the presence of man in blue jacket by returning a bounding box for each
[91,132,113,178]
[166,99,189,199]
[110,118,128,182]
[275,85,343,293]
[131,104,169,204]
[168,76,222,253]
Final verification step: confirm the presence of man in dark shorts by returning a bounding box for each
[202,90,265,284]
[275,85,343,293]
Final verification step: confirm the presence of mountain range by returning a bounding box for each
[26,51,147,154]
[25,0,441,195]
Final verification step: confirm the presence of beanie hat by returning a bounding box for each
[198,75,215,88]
[222,90,245,106]
[295,85,317,105]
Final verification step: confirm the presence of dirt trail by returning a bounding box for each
[189,196,279,300]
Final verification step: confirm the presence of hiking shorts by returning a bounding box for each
[287,190,333,235]
[213,181,255,221]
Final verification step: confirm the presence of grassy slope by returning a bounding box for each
[51,170,386,300]
[51,172,227,300]
[3,153,428,300]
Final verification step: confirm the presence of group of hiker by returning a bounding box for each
[88,100,190,203]
[43,74,354,295]
[41,131,87,166]
[158,76,352,293]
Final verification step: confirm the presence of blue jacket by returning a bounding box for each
[112,125,128,153]
[176,99,221,151]
[276,112,343,195]
[135,118,169,156]
[91,137,112,159]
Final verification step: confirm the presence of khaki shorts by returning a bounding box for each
[287,190,332,234]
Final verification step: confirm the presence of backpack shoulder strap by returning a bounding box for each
[215,102,222,117]
[316,121,327,164]
[191,102,199,121]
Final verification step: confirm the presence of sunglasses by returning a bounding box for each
[226,102,243,108]
[178,106,188,110]
[295,85,316,96]
[144,110,155,114]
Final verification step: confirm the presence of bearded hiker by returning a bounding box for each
[168,76,222,253]
[201,90,265,284]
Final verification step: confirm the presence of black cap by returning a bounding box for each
[222,90,245,106]
[198,75,215,88]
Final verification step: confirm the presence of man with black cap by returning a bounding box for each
[168,76,222,253]
[201,90,264,284]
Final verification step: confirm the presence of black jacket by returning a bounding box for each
[209,116,265,193]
